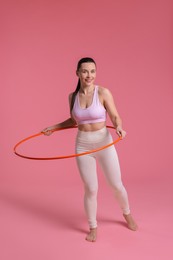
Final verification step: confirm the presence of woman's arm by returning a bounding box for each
[42,93,77,135]
[101,87,126,138]
[42,117,76,134]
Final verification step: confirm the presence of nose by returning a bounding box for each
[87,72,92,78]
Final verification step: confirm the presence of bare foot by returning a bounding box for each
[123,214,138,231]
[85,228,97,242]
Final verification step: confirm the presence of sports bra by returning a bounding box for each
[72,86,106,125]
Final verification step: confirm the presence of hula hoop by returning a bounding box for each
[13,125,122,160]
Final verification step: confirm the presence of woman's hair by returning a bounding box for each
[70,57,96,111]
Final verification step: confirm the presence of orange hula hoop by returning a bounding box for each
[13,126,122,160]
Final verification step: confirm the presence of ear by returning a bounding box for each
[76,70,79,77]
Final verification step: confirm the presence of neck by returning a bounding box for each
[80,84,95,95]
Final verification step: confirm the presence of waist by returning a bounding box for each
[76,126,109,142]
[77,121,106,132]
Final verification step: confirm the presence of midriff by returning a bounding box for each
[77,121,106,132]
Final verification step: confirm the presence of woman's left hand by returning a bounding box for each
[116,126,126,139]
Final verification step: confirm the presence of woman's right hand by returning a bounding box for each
[41,127,54,136]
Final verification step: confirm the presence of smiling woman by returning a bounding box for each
[77,61,97,89]
[42,57,138,242]
[70,58,97,113]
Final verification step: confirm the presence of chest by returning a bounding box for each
[78,92,95,109]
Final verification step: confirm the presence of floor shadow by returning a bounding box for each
[0,191,131,233]
[0,191,87,234]
[98,217,128,229]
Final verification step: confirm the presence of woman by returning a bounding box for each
[42,57,138,242]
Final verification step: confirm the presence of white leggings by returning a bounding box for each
[75,127,130,229]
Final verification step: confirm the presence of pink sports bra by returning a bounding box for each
[72,86,106,125]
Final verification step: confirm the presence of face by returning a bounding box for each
[77,62,96,87]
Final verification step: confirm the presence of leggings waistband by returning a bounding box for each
[76,127,111,144]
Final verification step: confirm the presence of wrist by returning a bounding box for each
[116,125,122,130]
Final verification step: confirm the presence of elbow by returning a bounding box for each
[71,117,77,126]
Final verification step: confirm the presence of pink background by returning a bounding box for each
[1,0,173,259]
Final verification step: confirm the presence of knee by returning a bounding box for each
[85,186,98,198]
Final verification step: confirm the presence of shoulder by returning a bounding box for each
[68,92,74,106]
[97,86,113,98]
[69,92,73,101]
[69,92,73,98]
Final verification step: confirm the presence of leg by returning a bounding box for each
[76,154,98,241]
[97,144,138,231]
[98,145,130,214]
